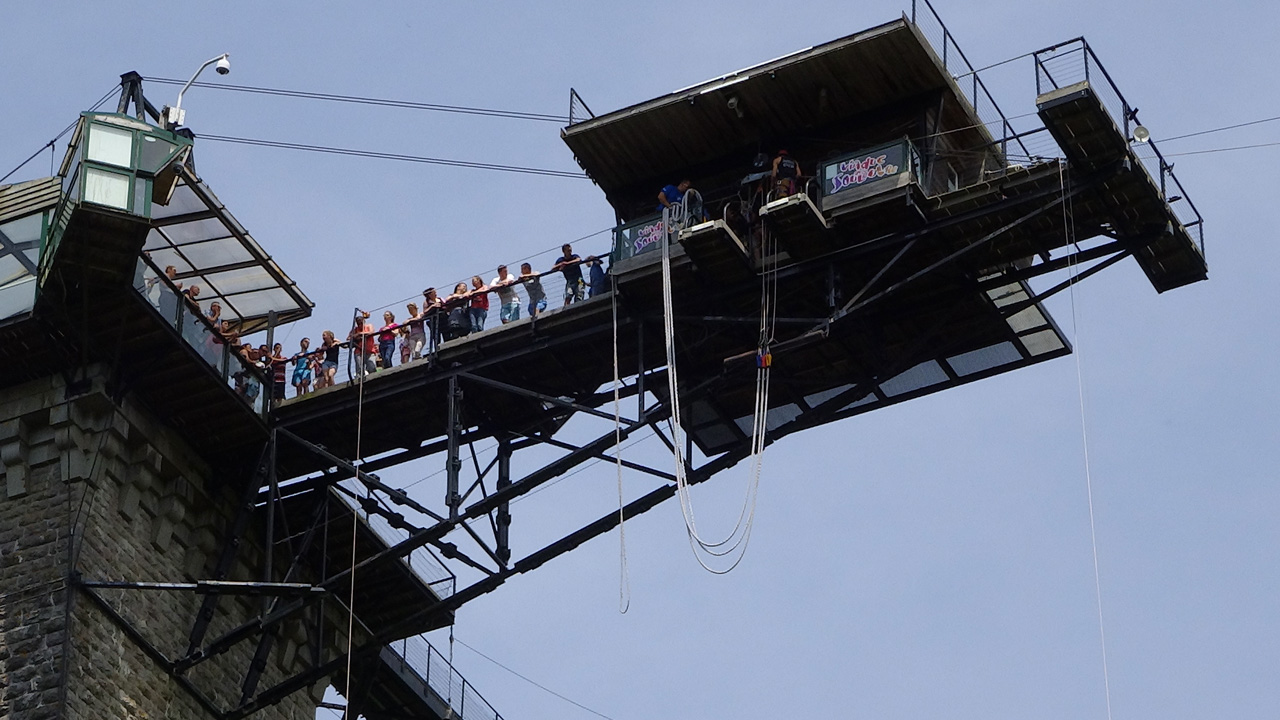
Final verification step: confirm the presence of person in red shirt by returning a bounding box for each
[348,311,377,376]
[377,311,399,369]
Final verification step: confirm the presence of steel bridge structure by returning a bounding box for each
[0,3,1206,719]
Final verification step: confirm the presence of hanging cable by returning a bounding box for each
[1060,162,1114,720]
[142,76,568,123]
[1,85,116,184]
[611,275,631,612]
[454,638,618,720]
[199,134,587,179]
[342,316,371,720]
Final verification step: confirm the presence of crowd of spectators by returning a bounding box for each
[144,243,611,405]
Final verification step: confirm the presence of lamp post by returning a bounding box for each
[161,53,231,129]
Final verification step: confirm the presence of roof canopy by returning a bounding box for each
[562,18,993,213]
[144,165,312,333]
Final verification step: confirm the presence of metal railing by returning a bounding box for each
[133,255,270,416]
[263,241,612,403]
[1033,38,1206,257]
[910,0,1031,161]
[383,635,505,720]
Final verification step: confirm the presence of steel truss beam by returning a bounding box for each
[173,158,1137,719]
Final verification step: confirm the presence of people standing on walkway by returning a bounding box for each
[520,263,547,318]
[405,302,427,360]
[586,256,608,298]
[553,244,585,307]
[422,288,443,352]
[317,330,339,389]
[492,265,521,324]
[443,283,472,341]
[292,337,313,396]
[349,312,377,376]
[270,343,288,401]
[377,311,398,369]
[469,275,489,332]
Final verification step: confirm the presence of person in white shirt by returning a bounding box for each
[491,264,521,324]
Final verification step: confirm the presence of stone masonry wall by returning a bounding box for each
[0,369,329,720]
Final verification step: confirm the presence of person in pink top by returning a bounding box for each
[469,275,489,332]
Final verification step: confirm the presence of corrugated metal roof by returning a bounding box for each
[0,176,60,224]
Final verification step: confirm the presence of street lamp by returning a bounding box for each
[162,53,231,129]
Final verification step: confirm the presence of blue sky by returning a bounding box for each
[4,1,1278,718]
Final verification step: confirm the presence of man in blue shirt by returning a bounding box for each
[585,255,608,298]
[657,179,692,211]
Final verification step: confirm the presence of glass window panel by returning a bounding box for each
[163,217,232,245]
[880,360,949,397]
[145,249,193,278]
[947,341,1023,377]
[1021,329,1066,356]
[137,135,178,174]
[178,238,254,269]
[0,255,27,286]
[1006,305,1047,333]
[0,213,44,244]
[85,124,132,167]
[143,228,169,251]
[201,267,273,296]
[150,184,206,218]
[133,177,150,218]
[87,124,134,168]
[0,276,37,321]
[222,287,294,317]
[83,168,131,210]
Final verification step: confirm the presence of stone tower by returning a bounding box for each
[0,94,457,720]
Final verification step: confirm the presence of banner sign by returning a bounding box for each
[613,213,665,262]
[822,141,908,196]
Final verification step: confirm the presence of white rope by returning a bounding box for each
[342,325,369,720]
[611,276,630,612]
[658,194,772,572]
[1061,162,1114,720]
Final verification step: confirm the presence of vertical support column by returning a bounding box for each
[445,376,463,520]
[264,309,278,406]
[495,437,512,567]
[826,265,837,311]
[263,428,277,613]
[636,321,645,420]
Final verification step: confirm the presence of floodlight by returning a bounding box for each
[1132,125,1150,143]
